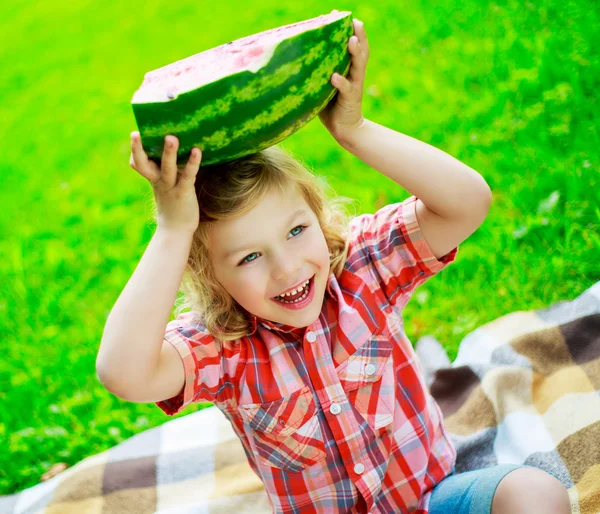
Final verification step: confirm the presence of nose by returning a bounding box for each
[271,249,301,282]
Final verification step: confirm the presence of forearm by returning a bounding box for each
[96,226,194,388]
[335,118,492,218]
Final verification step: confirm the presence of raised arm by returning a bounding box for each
[96,227,194,398]
[96,132,202,399]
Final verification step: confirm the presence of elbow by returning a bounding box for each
[96,368,131,402]
[96,363,116,394]
[474,176,493,217]
[95,356,112,388]
[96,361,126,400]
[456,177,492,227]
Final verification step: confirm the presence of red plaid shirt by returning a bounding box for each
[156,195,458,513]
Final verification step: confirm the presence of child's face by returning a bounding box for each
[208,182,331,328]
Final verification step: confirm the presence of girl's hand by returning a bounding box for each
[129,133,202,234]
[318,17,370,141]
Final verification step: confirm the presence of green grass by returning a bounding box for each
[1,0,599,496]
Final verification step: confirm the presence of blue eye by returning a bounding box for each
[240,252,259,265]
[238,225,307,265]
[290,225,303,237]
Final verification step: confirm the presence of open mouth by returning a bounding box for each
[271,275,314,304]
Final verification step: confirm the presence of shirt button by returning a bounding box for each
[306,331,317,343]
[330,402,341,415]
[364,363,377,376]
[354,463,365,474]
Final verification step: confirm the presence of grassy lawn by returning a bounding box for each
[1,0,598,496]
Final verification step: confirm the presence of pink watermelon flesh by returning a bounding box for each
[133,12,349,103]
[131,11,353,166]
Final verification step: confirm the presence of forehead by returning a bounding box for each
[208,182,311,254]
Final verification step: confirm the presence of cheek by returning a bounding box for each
[231,276,262,298]
[214,268,256,303]
[301,228,325,258]
[314,229,331,264]
[231,272,271,305]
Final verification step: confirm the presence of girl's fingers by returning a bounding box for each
[130,132,160,183]
[351,20,369,64]
[160,135,179,188]
[177,147,203,187]
[130,131,201,189]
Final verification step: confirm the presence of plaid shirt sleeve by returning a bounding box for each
[348,195,459,311]
[155,311,240,416]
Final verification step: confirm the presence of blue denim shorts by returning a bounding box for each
[428,464,536,514]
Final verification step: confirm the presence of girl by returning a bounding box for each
[97,17,571,514]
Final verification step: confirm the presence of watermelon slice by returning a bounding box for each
[131,10,353,167]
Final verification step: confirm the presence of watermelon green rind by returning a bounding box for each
[131,12,354,167]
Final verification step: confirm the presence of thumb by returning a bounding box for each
[333,72,351,94]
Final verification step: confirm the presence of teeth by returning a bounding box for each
[277,279,309,298]
[276,280,312,304]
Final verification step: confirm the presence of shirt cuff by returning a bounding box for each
[400,196,459,276]
[155,332,197,416]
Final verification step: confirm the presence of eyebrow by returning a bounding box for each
[223,208,309,261]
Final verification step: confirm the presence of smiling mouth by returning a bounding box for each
[271,275,314,302]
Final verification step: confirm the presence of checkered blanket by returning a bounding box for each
[416,280,600,514]
[2,281,599,514]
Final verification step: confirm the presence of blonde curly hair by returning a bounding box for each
[152,144,359,342]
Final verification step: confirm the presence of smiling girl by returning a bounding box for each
[96,17,571,514]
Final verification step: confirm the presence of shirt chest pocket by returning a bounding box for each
[336,334,395,430]
[239,386,326,473]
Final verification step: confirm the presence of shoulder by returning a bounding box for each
[340,198,458,311]
[347,200,403,238]
[166,311,212,339]
[167,311,251,358]
[343,200,405,272]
